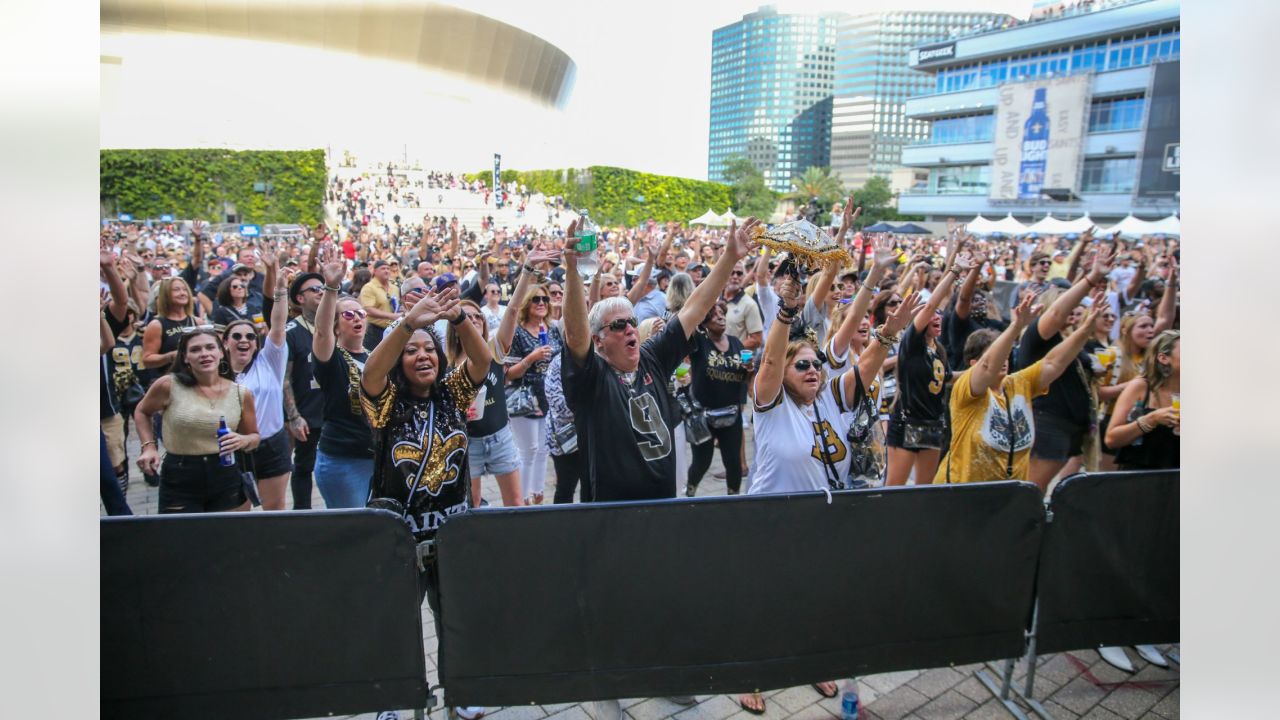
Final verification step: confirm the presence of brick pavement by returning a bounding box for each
[109,431,1179,720]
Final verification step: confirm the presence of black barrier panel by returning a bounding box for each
[1035,470,1179,655]
[435,482,1044,706]
[101,510,428,720]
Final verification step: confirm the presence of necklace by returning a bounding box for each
[195,381,229,409]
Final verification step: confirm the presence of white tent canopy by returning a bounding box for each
[689,209,722,226]
[989,213,1031,236]
[1098,214,1156,238]
[964,215,1000,235]
[718,208,742,225]
[1145,214,1181,236]
[1026,213,1096,236]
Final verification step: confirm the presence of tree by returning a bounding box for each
[849,175,922,227]
[721,156,779,220]
[786,166,845,225]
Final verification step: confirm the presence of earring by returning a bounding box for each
[218,358,230,374]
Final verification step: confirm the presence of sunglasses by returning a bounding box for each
[231,284,246,290]
[886,299,903,307]
[180,324,217,334]
[605,317,638,332]
[340,309,368,320]
[529,296,550,305]
[793,359,820,371]
[730,270,745,277]
[463,312,483,322]
[229,331,257,342]
[299,285,324,295]
[549,290,564,297]
[1035,260,1052,267]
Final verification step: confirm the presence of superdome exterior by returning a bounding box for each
[100,0,576,109]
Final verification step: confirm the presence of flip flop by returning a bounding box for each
[738,692,766,716]
[812,682,839,699]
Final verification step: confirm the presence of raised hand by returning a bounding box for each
[1010,292,1041,330]
[321,255,345,287]
[952,251,977,274]
[885,291,923,336]
[191,219,206,238]
[406,286,460,329]
[727,216,761,261]
[1089,243,1115,282]
[99,237,118,267]
[260,241,278,268]
[872,235,898,272]
[562,219,580,271]
[777,275,803,311]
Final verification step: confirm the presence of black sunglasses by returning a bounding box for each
[529,296,550,305]
[1035,260,1052,267]
[229,331,257,342]
[886,299,903,307]
[605,317,638,332]
[793,359,820,371]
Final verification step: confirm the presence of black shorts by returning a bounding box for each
[249,428,294,477]
[885,417,945,452]
[159,452,246,513]
[1031,411,1085,462]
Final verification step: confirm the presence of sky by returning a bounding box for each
[100,0,1034,181]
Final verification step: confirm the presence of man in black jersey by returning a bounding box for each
[283,272,326,509]
[561,217,761,503]
[943,250,1007,370]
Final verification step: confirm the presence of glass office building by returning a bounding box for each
[830,11,1010,191]
[708,6,843,192]
[899,0,1180,222]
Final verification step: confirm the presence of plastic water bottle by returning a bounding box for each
[216,415,235,467]
[574,210,600,280]
[840,679,859,720]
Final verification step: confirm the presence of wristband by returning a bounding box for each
[775,312,795,325]
[323,284,340,293]
[140,440,157,449]
[450,313,467,326]
[272,292,286,301]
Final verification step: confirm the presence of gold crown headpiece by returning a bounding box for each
[750,220,851,269]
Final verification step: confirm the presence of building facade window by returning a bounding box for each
[928,114,995,144]
[1080,156,1137,192]
[930,164,990,194]
[1088,95,1146,132]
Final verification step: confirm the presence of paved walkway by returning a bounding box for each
[110,431,1179,720]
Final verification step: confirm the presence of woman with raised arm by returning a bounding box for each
[937,293,1103,485]
[883,250,969,487]
[1012,245,1114,492]
[447,248,559,507]
[1105,330,1179,470]
[740,272,915,715]
[134,327,260,513]
[504,276,563,505]
[361,284,490,720]
[221,247,292,510]
[311,244,376,508]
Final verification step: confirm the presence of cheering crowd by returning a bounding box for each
[98,181,1179,716]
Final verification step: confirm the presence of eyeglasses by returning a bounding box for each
[229,331,257,342]
[604,317,638,332]
[299,285,324,295]
[886,299,903,307]
[463,312,483,323]
[549,290,564,297]
[793,359,820,371]
[231,284,246,290]
[340,309,368,320]
[529,296,550,305]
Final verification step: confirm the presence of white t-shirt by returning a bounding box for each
[236,334,288,437]
[481,304,506,333]
[748,375,858,495]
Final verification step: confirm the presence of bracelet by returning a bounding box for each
[323,284,340,293]
[1135,416,1153,434]
[450,313,467,326]
[522,264,537,274]
[140,440,157,449]
[287,414,300,423]
[272,292,286,300]
[778,305,799,320]
[873,325,901,347]
[775,313,795,325]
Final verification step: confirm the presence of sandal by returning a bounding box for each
[812,681,839,699]
[738,692,766,716]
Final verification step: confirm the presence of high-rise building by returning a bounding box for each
[898,0,1180,223]
[708,6,843,192]
[830,11,1011,192]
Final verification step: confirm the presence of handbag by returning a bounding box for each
[549,417,578,455]
[902,419,945,451]
[505,382,539,418]
[233,386,261,507]
[705,405,740,430]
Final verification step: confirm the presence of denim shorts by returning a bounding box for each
[468,424,520,479]
[314,450,373,509]
[249,428,294,478]
[159,452,246,514]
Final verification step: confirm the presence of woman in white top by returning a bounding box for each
[222,249,291,510]
[738,273,914,715]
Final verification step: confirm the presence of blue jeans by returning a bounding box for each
[100,430,132,516]
[314,450,373,509]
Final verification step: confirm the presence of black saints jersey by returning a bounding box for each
[563,319,694,502]
[892,323,948,424]
[362,367,480,542]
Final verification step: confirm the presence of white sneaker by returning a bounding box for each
[1135,644,1169,667]
[455,707,486,720]
[1099,645,1135,673]
[376,712,400,720]
[590,699,623,720]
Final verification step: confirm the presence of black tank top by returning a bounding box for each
[1116,387,1180,470]
[142,316,196,386]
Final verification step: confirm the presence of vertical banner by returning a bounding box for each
[1137,61,1179,198]
[493,153,503,208]
[990,74,1091,200]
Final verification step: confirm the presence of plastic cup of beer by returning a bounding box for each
[1096,347,1116,367]
[1170,392,1180,436]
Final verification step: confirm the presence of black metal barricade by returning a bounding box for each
[101,510,430,720]
[979,470,1180,720]
[434,482,1046,706]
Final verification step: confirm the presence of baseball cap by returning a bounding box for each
[230,263,253,274]
[373,259,389,269]
[435,273,458,291]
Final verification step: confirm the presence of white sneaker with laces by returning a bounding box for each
[454,706,486,719]
[375,712,400,720]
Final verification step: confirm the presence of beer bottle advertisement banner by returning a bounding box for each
[989,74,1091,201]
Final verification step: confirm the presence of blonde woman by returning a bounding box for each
[505,283,562,504]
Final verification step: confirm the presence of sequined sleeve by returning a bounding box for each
[442,365,481,418]
[360,379,399,429]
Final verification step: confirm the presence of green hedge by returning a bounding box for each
[100,149,327,224]
[466,166,734,226]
